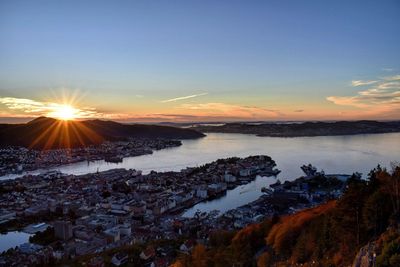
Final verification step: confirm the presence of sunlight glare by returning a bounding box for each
[48,104,78,120]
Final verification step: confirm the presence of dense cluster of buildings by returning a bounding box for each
[218,167,349,230]
[183,166,349,236]
[0,155,279,266]
[0,139,181,176]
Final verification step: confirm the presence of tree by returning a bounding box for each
[209,230,235,247]
[332,178,369,248]
[257,252,271,267]
[389,254,400,266]
[29,227,57,245]
[191,244,208,267]
[363,190,392,237]
[170,261,185,267]
[378,164,400,218]
[292,233,309,263]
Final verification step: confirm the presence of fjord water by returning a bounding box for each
[7,132,399,180]
[0,133,398,250]
[2,132,399,214]
[0,231,31,253]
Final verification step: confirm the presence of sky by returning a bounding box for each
[0,0,399,123]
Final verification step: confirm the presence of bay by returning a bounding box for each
[1,132,399,215]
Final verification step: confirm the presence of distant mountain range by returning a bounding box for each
[192,120,400,137]
[0,117,205,150]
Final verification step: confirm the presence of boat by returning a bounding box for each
[270,169,281,176]
[260,168,281,176]
[270,180,282,188]
[261,187,273,195]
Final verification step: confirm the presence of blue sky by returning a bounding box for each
[0,0,399,122]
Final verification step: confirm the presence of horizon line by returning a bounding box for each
[0,116,399,125]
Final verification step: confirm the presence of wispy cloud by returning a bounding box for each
[351,80,377,87]
[383,74,400,81]
[161,93,208,103]
[0,97,102,118]
[382,68,394,72]
[326,96,368,108]
[327,74,400,115]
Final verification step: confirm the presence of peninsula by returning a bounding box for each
[0,117,205,176]
[191,120,400,137]
[0,117,205,150]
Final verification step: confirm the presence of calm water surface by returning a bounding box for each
[1,133,399,215]
[0,231,31,253]
[6,132,398,179]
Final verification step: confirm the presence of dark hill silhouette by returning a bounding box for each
[0,117,205,150]
[192,120,400,137]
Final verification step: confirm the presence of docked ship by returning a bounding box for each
[300,164,324,178]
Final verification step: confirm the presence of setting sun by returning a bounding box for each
[48,104,78,120]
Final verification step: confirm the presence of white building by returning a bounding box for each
[224,173,237,183]
[196,188,208,198]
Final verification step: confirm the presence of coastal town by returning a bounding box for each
[0,154,354,266]
[0,139,182,176]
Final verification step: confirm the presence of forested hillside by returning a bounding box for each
[172,164,400,266]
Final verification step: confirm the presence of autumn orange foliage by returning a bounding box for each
[266,201,336,255]
[172,165,400,267]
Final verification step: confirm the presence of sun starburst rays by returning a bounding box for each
[28,118,104,152]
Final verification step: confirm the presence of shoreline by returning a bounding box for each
[0,139,182,178]
[195,129,400,138]
[0,155,279,232]
[191,120,400,137]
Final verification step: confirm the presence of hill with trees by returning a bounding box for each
[172,164,400,266]
[0,117,205,149]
